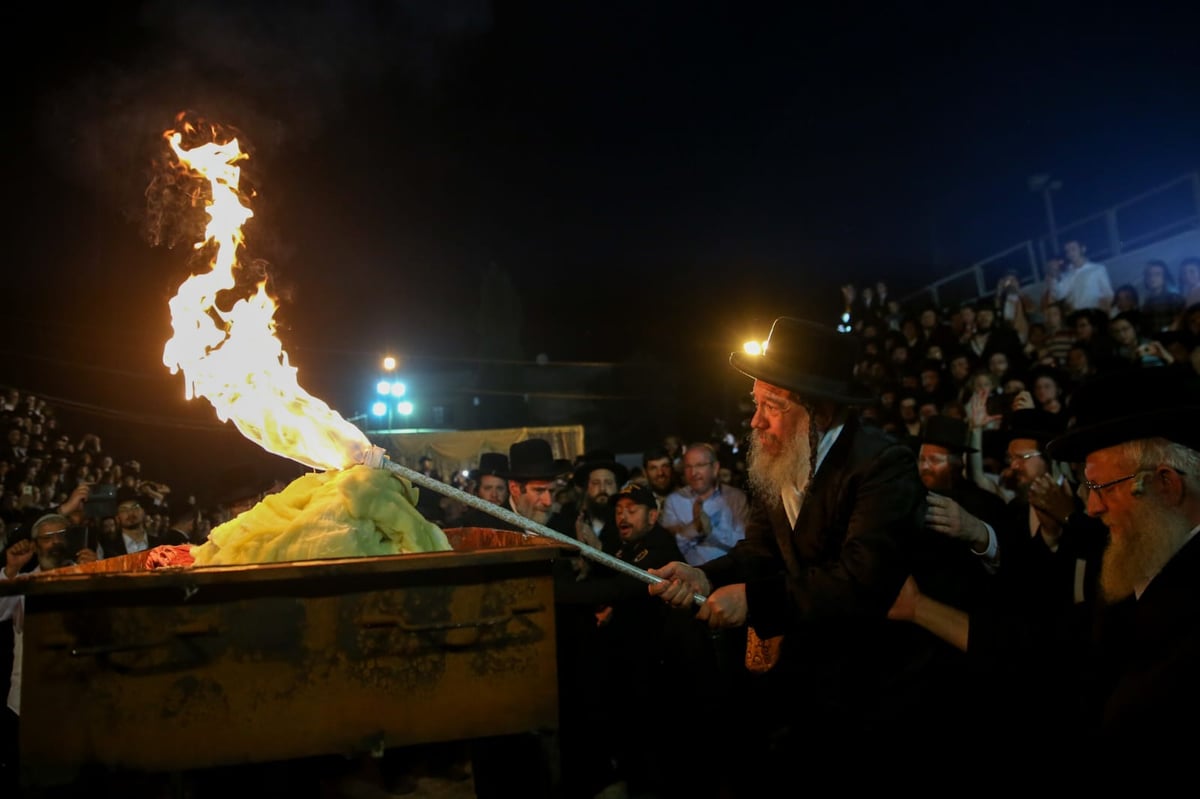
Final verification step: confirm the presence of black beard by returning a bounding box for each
[584,494,610,518]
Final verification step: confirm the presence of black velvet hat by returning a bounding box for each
[571,449,629,488]
[503,439,563,481]
[468,452,509,482]
[919,415,977,453]
[1046,367,1200,463]
[729,317,875,405]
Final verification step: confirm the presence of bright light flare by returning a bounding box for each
[161,123,372,471]
[743,340,764,356]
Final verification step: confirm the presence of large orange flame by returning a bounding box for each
[161,125,371,471]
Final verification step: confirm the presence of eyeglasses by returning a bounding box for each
[1084,467,1187,496]
[1082,472,1139,495]
[684,461,715,470]
[918,454,950,466]
[1004,450,1042,465]
[117,503,141,512]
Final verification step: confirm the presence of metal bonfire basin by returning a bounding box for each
[1,527,559,786]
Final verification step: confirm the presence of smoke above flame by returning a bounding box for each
[161,120,371,471]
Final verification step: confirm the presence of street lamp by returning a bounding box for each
[373,355,408,430]
[1028,174,1063,255]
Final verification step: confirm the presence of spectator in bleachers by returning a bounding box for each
[1038,300,1076,366]
[1068,308,1114,371]
[915,304,958,360]
[1108,310,1173,368]
[1065,342,1098,387]
[1140,259,1185,334]
[1057,239,1115,314]
[965,305,1024,371]
[945,349,978,403]
[1179,256,1200,308]
[1110,283,1140,320]
[994,269,1035,338]
[1028,364,1068,421]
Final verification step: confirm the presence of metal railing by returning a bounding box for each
[904,171,1200,310]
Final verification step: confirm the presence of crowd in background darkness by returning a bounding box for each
[1,241,1200,795]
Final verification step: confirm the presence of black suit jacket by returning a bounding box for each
[701,414,947,735]
[1094,529,1200,742]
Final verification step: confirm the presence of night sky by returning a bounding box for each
[5,0,1199,496]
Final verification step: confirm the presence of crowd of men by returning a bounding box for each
[2,239,1200,795]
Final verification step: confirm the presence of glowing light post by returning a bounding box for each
[372,356,412,432]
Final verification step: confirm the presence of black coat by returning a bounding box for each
[1092,529,1200,742]
[702,414,955,745]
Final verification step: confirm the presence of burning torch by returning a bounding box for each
[159,118,705,605]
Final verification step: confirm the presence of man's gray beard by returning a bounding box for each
[747,420,814,510]
[1100,501,1190,603]
[37,547,71,571]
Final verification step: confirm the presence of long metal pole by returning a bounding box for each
[360,446,706,605]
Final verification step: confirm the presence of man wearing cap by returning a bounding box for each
[650,317,947,767]
[1045,367,1200,739]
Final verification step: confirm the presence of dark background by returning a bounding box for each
[4,1,1198,498]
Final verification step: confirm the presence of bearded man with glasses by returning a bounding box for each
[1045,366,1200,742]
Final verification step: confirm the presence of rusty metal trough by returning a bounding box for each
[0,528,560,787]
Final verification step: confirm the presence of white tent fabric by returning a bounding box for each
[372,425,585,479]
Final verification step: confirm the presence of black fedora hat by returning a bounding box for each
[1046,367,1200,463]
[729,317,875,405]
[503,439,564,481]
[468,452,509,482]
[571,449,629,487]
[919,415,976,453]
[1004,408,1066,449]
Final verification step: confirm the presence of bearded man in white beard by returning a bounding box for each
[1044,366,1200,744]
[648,317,960,779]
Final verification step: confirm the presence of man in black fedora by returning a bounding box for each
[1045,366,1200,742]
[914,414,1009,608]
[649,317,952,772]
[890,368,1200,753]
[464,438,572,798]
[561,449,628,556]
[455,451,511,528]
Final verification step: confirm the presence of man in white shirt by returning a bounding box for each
[1057,239,1114,313]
